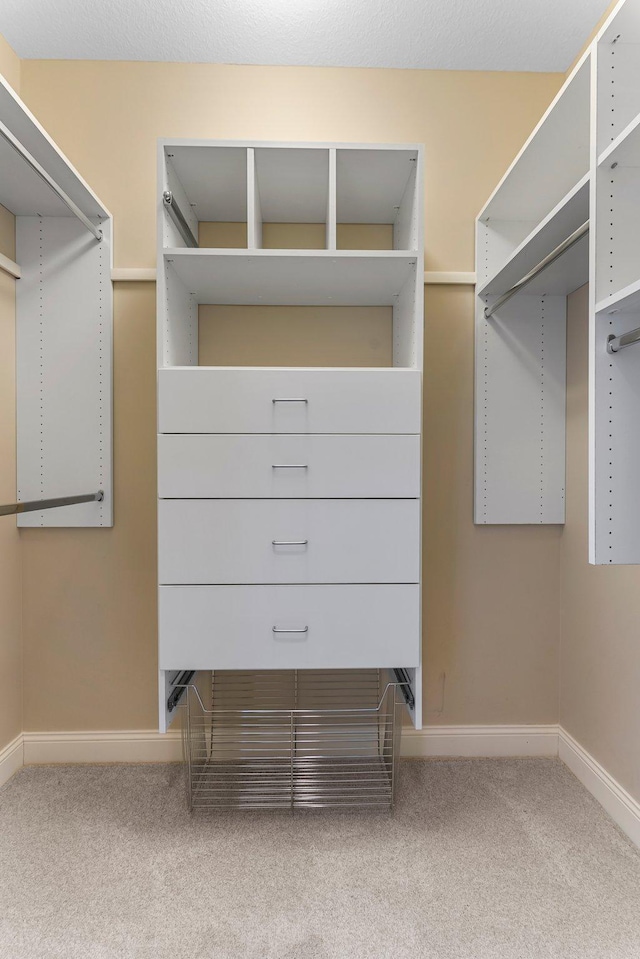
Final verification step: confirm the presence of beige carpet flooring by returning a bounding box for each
[2,758,640,958]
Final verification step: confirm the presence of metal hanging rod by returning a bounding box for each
[0,119,103,242]
[0,490,103,517]
[484,220,590,320]
[162,191,198,248]
[607,327,640,354]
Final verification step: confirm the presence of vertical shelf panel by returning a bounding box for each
[16,216,113,527]
[475,295,566,525]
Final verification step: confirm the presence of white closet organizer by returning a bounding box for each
[0,76,113,527]
[475,0,640,564]
[157,140,424,749]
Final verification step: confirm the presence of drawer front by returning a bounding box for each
[158,434,421,499]
[158,368,421,434]
[159,584,420,670]
[158,499,420,585]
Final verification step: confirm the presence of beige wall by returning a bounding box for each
[561,286,640,799]
[12,60,566,732]
[0,206,22,751]
[0,33,20,93]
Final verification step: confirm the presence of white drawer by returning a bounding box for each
[158,368,421,434]
[158,584,420,670]
[158,499,420,585]
[158,434,421,499]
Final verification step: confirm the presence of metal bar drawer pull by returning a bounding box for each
[272,398,308,403]
[272,464,308,469]
[272,540,308,546]
[272,626,309,634]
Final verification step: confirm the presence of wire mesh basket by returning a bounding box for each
[180,670,404,812]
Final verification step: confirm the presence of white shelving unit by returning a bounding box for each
[0,75,113,527]
[475,0,640,564]
[157,140,424,733]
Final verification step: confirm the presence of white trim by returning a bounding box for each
[402,724,559,758]
[424,271,476,285]
[23,729,182,765]
[0,251,20,279]
[111,267,157,282]
[559,727,640,849]
[0,734,24,788]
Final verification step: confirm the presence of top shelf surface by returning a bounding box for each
[478,54,591,225]
[0,75,110,219]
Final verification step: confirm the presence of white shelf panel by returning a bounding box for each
[596,277,640,316]
[336,149,419,223]
[479,175,589,297]
[479,54,590,224]
[164,249,418,305]
[165,145,247,221]
[598,110,640,168]
[0,76,109,219]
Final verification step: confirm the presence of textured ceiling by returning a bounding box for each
[0,0,612,72]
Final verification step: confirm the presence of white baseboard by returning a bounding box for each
[559,727,640,849]
[23,729,182,765]
[402,724,559,758]
[0,734,24,788]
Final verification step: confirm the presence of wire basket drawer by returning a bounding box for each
[181,670,403,811]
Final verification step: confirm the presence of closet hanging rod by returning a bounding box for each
[162,191,198,248]
[484,220,590,320]
[0,120,103,242]
[607,327,640,354]
[0,490,103,517]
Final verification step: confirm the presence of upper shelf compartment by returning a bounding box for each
[476,54,591,289]
[336,148,421,251]
[160,141,422,253]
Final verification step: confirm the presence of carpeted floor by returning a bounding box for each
[1,759,640,958]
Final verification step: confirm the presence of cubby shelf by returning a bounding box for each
[163,248,418,306]
[596,276,640,316]
[478,173,589,298]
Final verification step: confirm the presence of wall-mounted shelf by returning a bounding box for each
[476,0,640,563]
[163,249,417,305]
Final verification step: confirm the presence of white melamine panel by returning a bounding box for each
[480,55,590,224]
[162,144,248,221]
[336,149,419,226]
[0,75,109,219]
[595,165,640,303]
[158,584,420,670]
[159,257,197,367]
[254,148,329,223]
[158,498,420,585]
[592,308,640,563]
[163,249,417,306]
[158,367,421,433]
[479,175,590,297]
[158,433,421,499]
[475,294,566,524]
[247,148,262,250]
[596,38,640,158]
[16,216,113,527]
[326,149,337,250]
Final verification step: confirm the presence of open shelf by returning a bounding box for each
[479,55,590,228]
[478,174,589,297]
[598,109,640,168]
[596,276,640,316]
[163,249,417,305]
